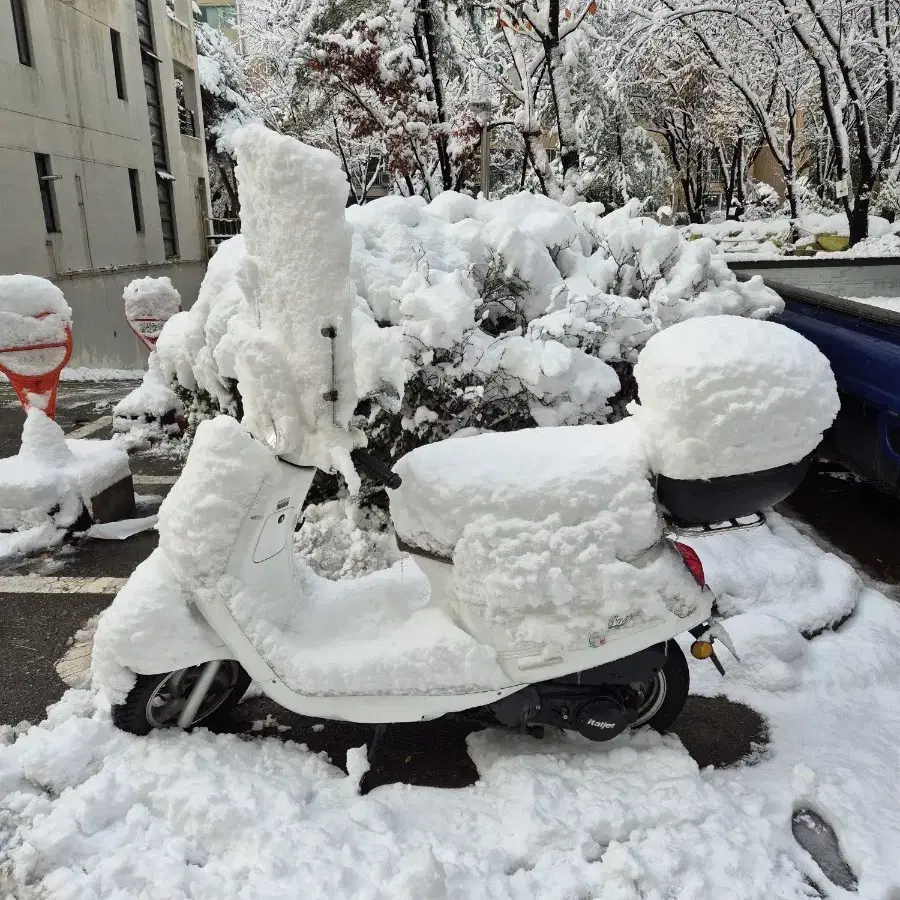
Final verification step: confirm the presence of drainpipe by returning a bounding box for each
[74,174,94,270]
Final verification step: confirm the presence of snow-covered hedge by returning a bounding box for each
[152,190,780,493]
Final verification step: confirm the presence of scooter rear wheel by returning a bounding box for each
[112,661,251,735]
[633,639,690,733]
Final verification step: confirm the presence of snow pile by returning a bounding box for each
[152,170,780,479]
[7,512,900,897]
[685,214,900,258]
[122,276,181,323]
[295,498,400,580]
[0,274,71,376]
[0,410,130,560]
[112,352,183,442]
[392,420,702,648]
[228,125,360,483]
[689,511,860,636]
[630,316,840,480]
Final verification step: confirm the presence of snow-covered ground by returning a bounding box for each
[1,512,899,900]
[685,213,900,259]
[845,296,900,313]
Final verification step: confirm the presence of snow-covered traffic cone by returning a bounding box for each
[0,275,73,421]
[1,326,72,419]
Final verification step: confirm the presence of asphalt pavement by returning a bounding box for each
[0,379,895,790]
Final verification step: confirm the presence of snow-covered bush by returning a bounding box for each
[874,177,900,223]
[152,184,780,501]
[112,353,184,448]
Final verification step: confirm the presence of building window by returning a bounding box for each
[110,29,126,99]
[35,154,60,233]
[174,68,198,137]
[10,0,32,66]
[197,4,235,30]
[134,0,154,50]
[157,177,178,258]
[128,169,144,232]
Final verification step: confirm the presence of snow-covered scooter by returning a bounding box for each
[98,420,805,740]
[100,403,810,744]
[95,126,836,751]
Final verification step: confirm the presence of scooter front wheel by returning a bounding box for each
[112,660,251,735]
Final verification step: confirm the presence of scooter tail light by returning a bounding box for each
[673,541,705,587]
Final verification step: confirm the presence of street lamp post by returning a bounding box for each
[469,68,495,200]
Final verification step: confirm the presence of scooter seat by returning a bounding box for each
[389,419,653,559]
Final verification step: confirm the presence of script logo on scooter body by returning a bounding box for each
[607,612,640,630]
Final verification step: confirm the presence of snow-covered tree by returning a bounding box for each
[195,18,262,217]
[631,0,900,243]
[465,0,602,203]
[305,1,480,199]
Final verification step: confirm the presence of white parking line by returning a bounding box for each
[66,416,112,439]
[0,576,128,594]
[132,474,179,485]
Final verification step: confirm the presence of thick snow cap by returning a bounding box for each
[0,275,72,375]
[123,276,181,321]
[630,315,840,480]
[231,125,360,482]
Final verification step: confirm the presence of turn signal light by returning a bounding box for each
[691,640,714,660]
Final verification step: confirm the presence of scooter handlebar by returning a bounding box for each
[351,448,402,489]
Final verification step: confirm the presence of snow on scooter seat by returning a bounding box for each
[629,315,840,480]
[391,419,703,650]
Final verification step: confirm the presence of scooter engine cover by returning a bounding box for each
[575,696,634,741]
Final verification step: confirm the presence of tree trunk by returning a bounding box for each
[524,132,561,200]
[413,0,452,191]
[848,195,870,245]
[217,163,240,218]
[544,0,580,201]
[785,180,799,219]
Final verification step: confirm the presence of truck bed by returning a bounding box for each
[767,279,900,495]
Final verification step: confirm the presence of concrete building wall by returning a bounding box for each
[0,0,209,367]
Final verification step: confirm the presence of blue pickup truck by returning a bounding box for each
[768,281,900,496]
